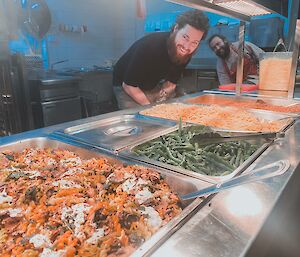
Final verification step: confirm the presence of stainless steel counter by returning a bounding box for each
[1,92,300,257]
[151,121,300,257]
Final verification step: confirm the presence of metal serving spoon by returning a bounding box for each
[180,160,290,201]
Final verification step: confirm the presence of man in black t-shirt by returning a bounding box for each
[113,10,209,109]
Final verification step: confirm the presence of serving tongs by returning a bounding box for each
[180,160,290,201]
[190,131,279,146]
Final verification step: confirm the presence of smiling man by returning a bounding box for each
[112,10,209,109]
[208,34,264,85]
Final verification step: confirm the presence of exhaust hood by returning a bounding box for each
[166,0,275,21]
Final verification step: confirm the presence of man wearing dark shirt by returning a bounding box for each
[113,10,209,109]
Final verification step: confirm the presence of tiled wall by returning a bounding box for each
[46,0,145,69]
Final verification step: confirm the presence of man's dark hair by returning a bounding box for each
[175,10,209,39]
[208,34,228,48]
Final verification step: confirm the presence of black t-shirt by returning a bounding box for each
[113,32,187,91]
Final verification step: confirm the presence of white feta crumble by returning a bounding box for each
[46,158,57,167]
[61,167,84,177]
[41,248,66,257]
[24,157,32,165]
[121,178,137,193]
[24,170,41,178]
[8,208,23,217]
[59,157,82,167]
[136,178,148,186]
[0,208,22,217]
[135,187,153,204]
[52,179,81,189]
[86,228,105,244]
[0,190,13,204]
[141,206,162,230]
[124,172,136,179]
[61,203,91,239]
[30,234,52,248]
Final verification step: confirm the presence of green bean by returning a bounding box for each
[229,156,236,166]
[235,148,242,168]
[165,147,182,164]
[184,154,198,164]
[205,152,234,170]
[193,164,211,175]
[172,145,195,151]
[178,117,183,136]
[166,159,181,166]
[158,156,166,162]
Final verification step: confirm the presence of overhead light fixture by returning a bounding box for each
[166,0,275,21]
[213,0,272,16]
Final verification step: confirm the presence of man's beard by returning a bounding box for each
[215,41,230,59]
[167,32,195,65]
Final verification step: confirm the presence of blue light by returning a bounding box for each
[21,0,27,8]
[31,3,39,9]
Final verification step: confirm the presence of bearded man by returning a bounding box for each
[208,34,264,85]
[112,10,209,109]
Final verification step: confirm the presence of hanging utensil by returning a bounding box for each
[180,159,290,201]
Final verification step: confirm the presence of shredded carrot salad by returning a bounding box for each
[140,103,290,132]
[0,148,182,257]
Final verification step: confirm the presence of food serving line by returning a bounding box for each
[1,89,300,257]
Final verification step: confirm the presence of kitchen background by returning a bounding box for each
[0,0,299,135]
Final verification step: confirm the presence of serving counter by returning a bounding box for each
[1,91,300,257]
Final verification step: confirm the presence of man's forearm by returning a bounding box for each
[122,83,150,105]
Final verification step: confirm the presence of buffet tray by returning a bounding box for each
[0,136,211,257]
[118,125,273,184]
[54,113,177,153]
[139,102,295,134]
[184,93,300,114]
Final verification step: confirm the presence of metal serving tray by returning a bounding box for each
[140,101,295,133]
[0,136,211,257]
[54,114,177,153]
[119,125,273,184]
[184,93,300,113]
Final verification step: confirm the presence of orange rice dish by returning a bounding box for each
[0,148,181,257]
[140,103,290,132]
[187,97,300,113]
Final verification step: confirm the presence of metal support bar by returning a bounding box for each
[288,20,300,99]
[235,21,245,97]
[287,0,300,51]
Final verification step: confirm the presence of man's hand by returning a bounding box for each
[122,83,151,105]
[161,81,176,97]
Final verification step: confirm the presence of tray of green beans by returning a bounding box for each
[119,122,273,183]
